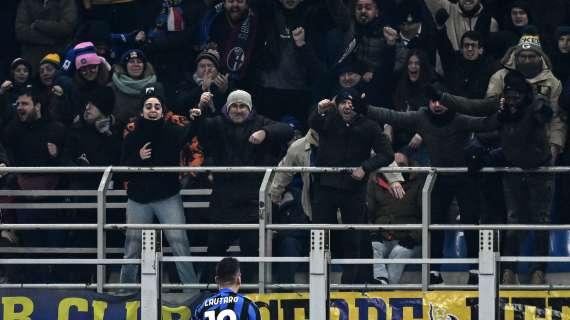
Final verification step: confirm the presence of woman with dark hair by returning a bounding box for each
[388,49,435,165]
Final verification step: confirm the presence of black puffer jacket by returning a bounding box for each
[309,107,394,190]
[121,117,196,203]
[198,113,293,222]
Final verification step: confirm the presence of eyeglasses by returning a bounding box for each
[144,104,162,110]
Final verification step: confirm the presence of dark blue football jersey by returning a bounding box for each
[192,288,261,320]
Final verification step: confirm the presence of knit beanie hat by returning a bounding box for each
[74,42,102,69]
[509,0,530,14]
[226,89,253,111]
[87,86,115,116]
[195,49,221,70]
[334,58,368,77]
[556,26,570,38]
[120,49,147,70]
[10,58,32,73]
[141,82,166,110]
[515,33,545,57]
[504,70,533,95]
[395,0,422,25]
[336,87,367,114]
[40,53,61,68]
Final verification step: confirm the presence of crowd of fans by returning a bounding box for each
[0,0,570,289]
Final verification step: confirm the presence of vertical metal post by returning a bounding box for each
[141,229,161,320]
[421,171,437,291]
[96,166,113,293]
[258,169,274,294]
[310,229,330,320]
[479,230,499,320]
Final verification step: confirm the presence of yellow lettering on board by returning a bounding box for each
[58,298,88,320]
[126,301,141,320]
[2,297,34,320]
[162,305,191,320]
[92,300,108,320]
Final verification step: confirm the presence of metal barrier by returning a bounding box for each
[0,166,569,319]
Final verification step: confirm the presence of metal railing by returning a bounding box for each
[0,166,569,317]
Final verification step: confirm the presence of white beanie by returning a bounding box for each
[226,90,253,111]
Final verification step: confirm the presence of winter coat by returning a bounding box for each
[366,105,500,167]
[308,108,394,190]
[424,0,498,51]
[367,172,424,241]
[441,93,553,168]
[486,45,566,150]
[121,117,197,203]
[197,112,293,222]
[3,117,66,189]
[109,63,157,125]
[270,130,404,219]
[63,118,123,188]
[15,0,77,72]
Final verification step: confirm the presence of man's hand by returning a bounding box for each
[189,108,202,120]
[0,80,13,95]
[388,182,406,199]
[383,124,393,143]
[292,27,306,47]
[317,99,335,114]
[51,85,64,97]
[0,163,7,179]
[383,26,398,46]
[435,8,450,28]
[47,143,58,158]
[351,166,366,180]
[363,72,374,82]
[408,133,423,149]
[199,92,214,109]
[249,130,267,144]
[213,74,229,93]
[135,30,146,43]
[139,142,152,160]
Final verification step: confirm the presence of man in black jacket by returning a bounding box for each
[119,86,200,293]
[196,89,293,284]
[309,87,394,283]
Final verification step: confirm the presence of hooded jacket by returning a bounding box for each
[441,93,552,168]
[424,0,498,51]
[486,43,566,150]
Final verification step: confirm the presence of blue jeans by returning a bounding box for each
[372,240,420,284]
[119,194,197,286]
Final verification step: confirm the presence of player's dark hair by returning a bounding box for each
[216,257,240,285]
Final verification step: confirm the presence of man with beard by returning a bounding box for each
[365,86,500,284]
[2,85,67,282]
[195,90,293,284]
[434,70,555,285]
[327,0,399,76]
[309,88,394,284]
[199,0,264,90]
[487,34,566,163]
[424,0,498,52]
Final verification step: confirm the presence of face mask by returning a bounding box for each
[517,62,542,78]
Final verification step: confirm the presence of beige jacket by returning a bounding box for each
[486,47,566,150]
[424,0,498,51]
[270,130,403,219]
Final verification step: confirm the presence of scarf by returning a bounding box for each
[112,72,157,95]
[200,3,258,81]
[156,0,185,32]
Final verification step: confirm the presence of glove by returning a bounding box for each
[435,8,450,27]
[425,83,443,101]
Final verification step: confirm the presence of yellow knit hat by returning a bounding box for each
[39,53,61,68]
